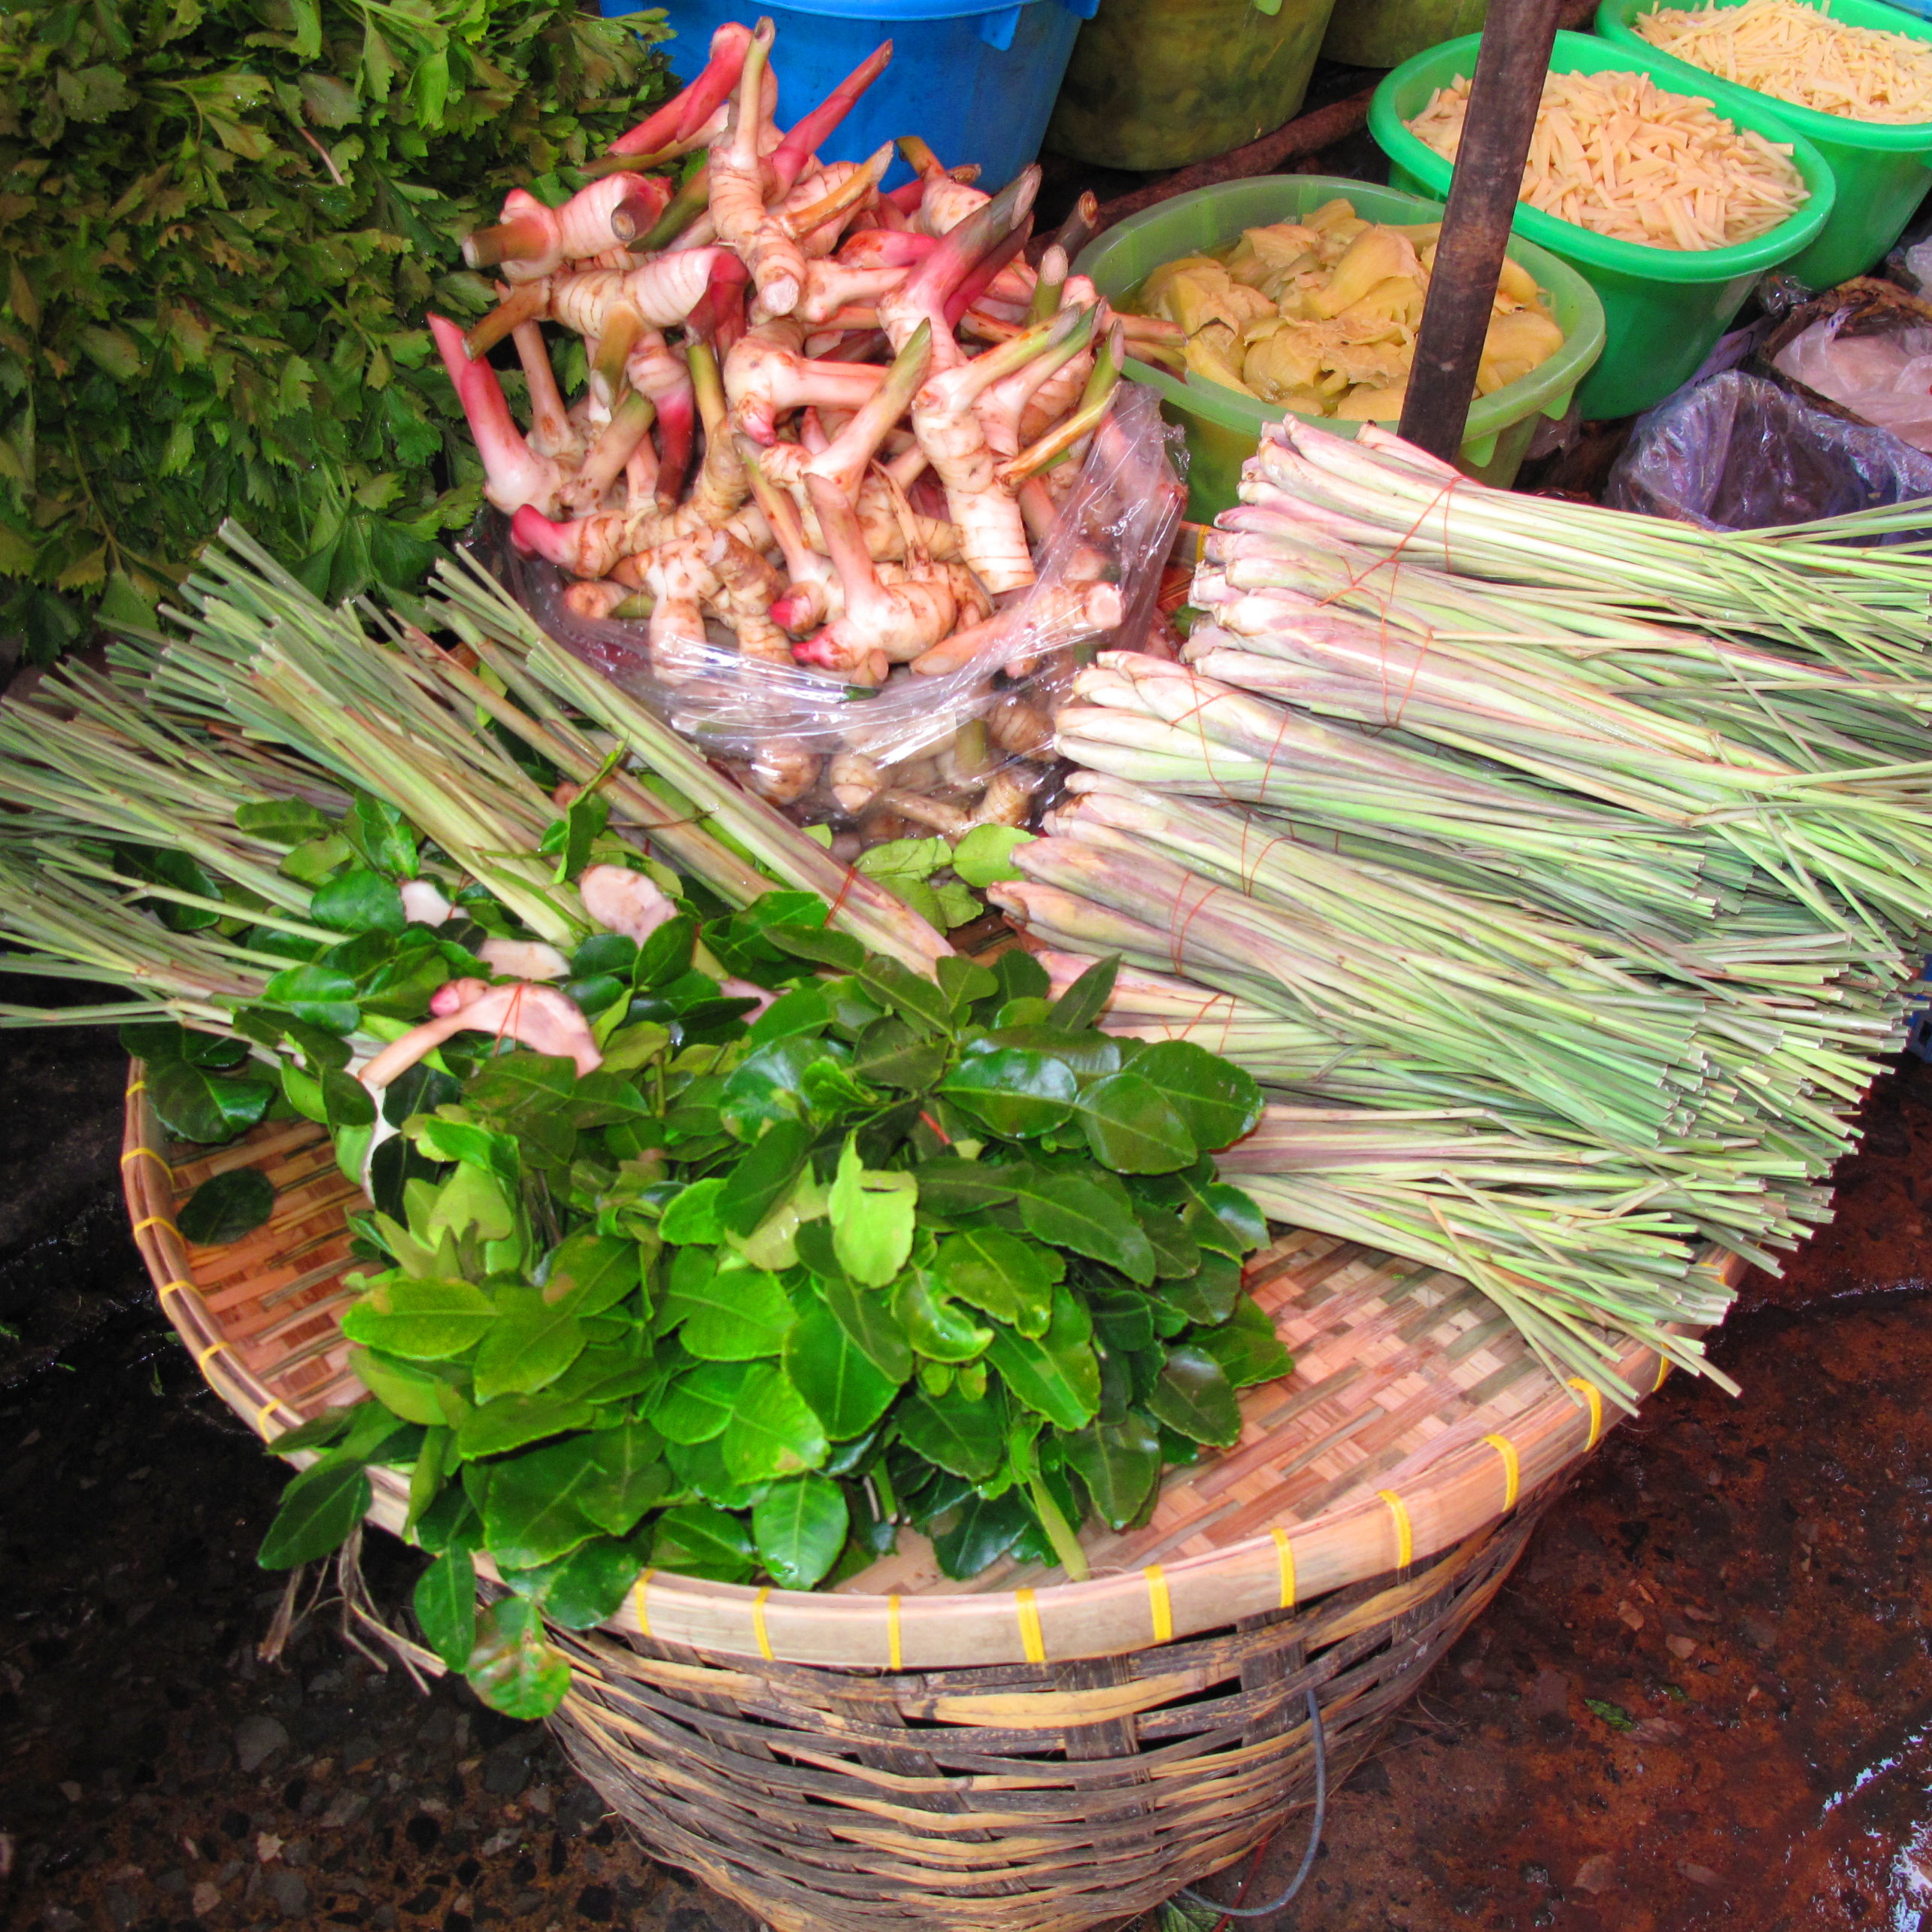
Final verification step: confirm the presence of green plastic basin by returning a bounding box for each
[1369,31,1836,417]
[1074,174,1606,524]
[1596,0,1932,289]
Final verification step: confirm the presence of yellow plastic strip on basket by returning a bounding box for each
[132,1214,180,1239]
[120,1146,171,1172]
[255,1400,283,1438]
[1145,1565,1173,1646]
[751,1587,775,1662]
[1482,1433,1521,1512]
[157,1279,193,1300]
[126,1078,147,1096]
[886,1594,902,1672]
[1567,1377,1605,1451]
[1655,1352,1673,1394]
[1014,1588,1046,1665]
[196,1339,229,1370]
[632,1570,655,1639]
[1270,1525,1297,1609]
[1376,1489,1415,1570]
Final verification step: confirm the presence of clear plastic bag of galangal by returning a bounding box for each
[498,383,1186,872]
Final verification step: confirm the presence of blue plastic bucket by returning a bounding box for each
[628,0,1096,189]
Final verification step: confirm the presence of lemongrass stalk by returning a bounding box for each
[426,554,953,972]
[1250,421,1932,668]
[0,998,235,1027]
[0,993,234,1030]
[28,851,338,945]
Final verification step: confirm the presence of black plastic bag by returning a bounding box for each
[1603,369,1932,536]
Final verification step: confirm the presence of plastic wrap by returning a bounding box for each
[1603,369,1932,534]
[1772,311,1932,452]
[501,381,1186,852]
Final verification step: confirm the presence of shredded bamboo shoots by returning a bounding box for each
[1408,68,1808,249]
[1636,0,1932,125]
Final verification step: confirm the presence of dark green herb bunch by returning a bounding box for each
[0,0,672,661]
[259,888,1287,1719]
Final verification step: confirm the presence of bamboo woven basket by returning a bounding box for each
[125,1069,1688,1932]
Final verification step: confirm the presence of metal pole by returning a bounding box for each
[1397,0,1565,459]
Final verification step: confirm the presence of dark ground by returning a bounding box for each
[6,1018,1932,1932]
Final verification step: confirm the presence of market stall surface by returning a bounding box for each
[4,1011,1930,1932]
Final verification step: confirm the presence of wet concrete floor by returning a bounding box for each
[5,1018,1932,1932]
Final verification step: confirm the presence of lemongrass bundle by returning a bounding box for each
[1055,655,1751,942]
[1008,420,1932,1397]
[0,525,954,1037]
[999,781,1869,1248]
[129,529,949,973]
[422,554,951,973]
[1244,418,1932,670]
[0,845,286,1031]
[140,529,734,948]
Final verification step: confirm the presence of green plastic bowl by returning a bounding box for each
[1073,174,1606,523]
[1369,31,1836,417]
[1596,0,1932,289]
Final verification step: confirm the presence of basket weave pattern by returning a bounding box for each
[548,1506,1546,1932]
[124,1073,1676,1930]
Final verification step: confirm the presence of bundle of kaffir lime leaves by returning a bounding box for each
[268,917,1281,1719]
[0,535,1287,1721]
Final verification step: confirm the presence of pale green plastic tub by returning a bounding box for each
[1597,0,1932,289]
[1074,174,1606,523]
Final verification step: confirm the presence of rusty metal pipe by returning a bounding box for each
[1400,0,1566,458]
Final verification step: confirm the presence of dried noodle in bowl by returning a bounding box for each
[1409,68,1809,249]
[1636,0,1932,125]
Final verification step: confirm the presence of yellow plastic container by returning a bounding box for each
[1045,0,1340,172]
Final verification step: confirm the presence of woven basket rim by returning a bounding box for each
[125,1066,1700,1668]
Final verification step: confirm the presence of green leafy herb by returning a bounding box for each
[951,825,1034,887]
[247,891,1283,1722]
[414,1546,478,1670]
[126,1019,277,1142]
[176,1166,276,1244]
[752,1473,848,1589]
[258,1459,373,1568]
[0,0,671,660]
[464,1597,571,1721]
[854,838,981,931]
